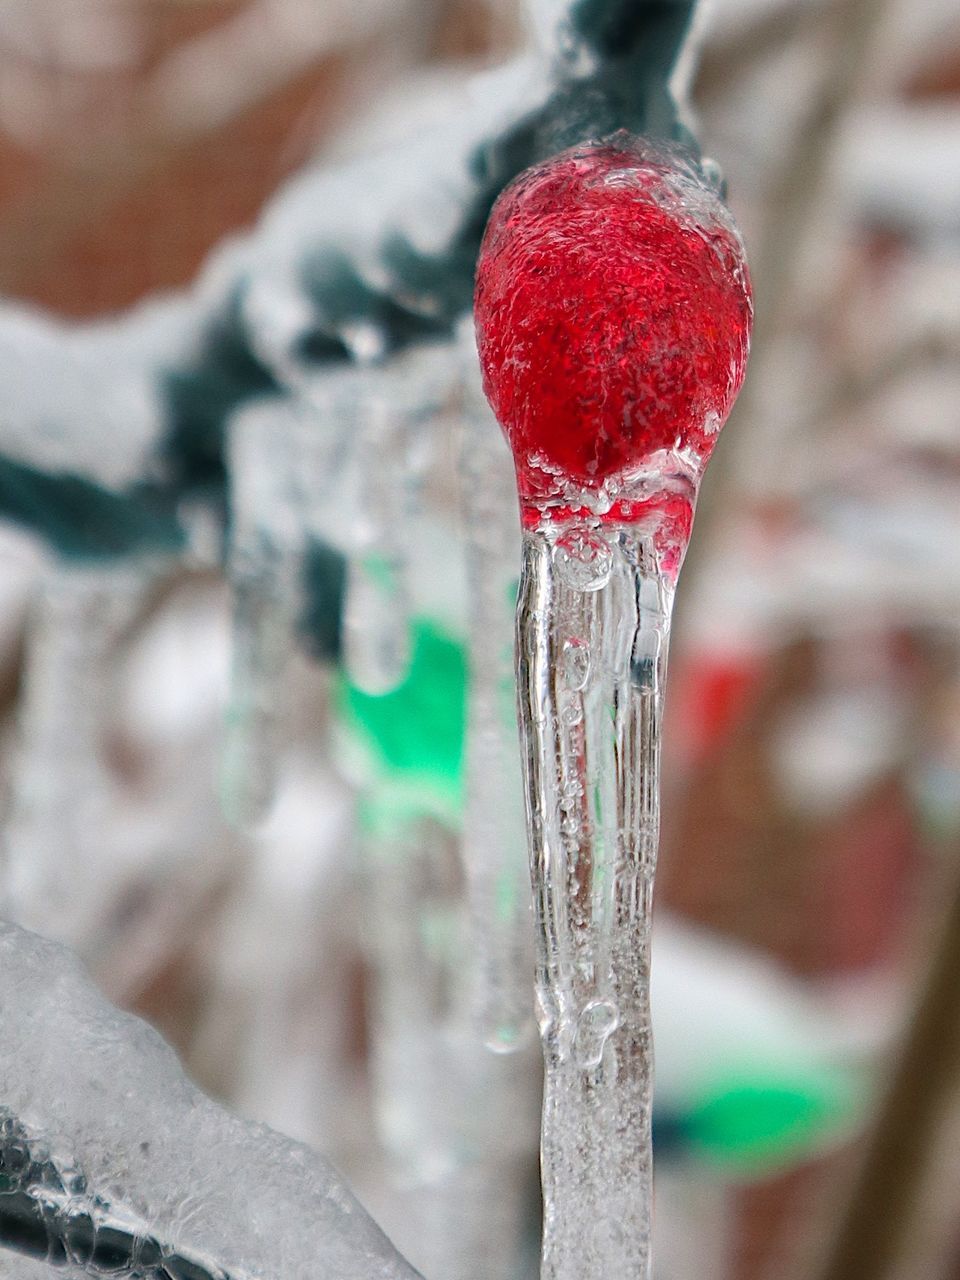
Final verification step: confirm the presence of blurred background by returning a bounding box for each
[0,1,959,1278]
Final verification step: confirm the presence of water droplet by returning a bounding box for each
[561,774,583,800]
[589,475,623,515]
[561,699,583,727]
[553,527,612,591]
[560,639,590,690]
[573,998,620,1069]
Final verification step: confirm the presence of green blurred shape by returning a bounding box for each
[338,617,467,829]
[687,1070,856,1173]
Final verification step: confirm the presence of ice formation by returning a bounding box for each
[0,920,422,1280]
[475,135,752,529]
[458,331,535,1053]
[222,354,539,1280]
[1,561,173,949]
[222,344,456,824]
[475,137,752,1279]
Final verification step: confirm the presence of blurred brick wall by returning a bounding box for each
[0,1,349,316]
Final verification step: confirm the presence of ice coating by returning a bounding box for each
[474,135,752,1280]
[474,136,752,517]
[0,921,422,1280]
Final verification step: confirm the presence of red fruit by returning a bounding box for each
[474,137,752,511]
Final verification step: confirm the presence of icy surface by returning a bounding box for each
[474,136,751,518]
[516,524,673,1280]
[0,921,422,1280]
[476,139,753,1280]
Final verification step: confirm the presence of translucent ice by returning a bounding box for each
[223,346,455,822]
[475,136,751,525]
[475,137,753,1280]
[458,331,534,1053]
[0,920,422,1280]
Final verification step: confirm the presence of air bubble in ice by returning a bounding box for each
[573,998,620,1069]
[560,700,583,728]
[552,527,612,591]
[560,639,590,690]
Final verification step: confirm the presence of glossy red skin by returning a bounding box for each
[474,140,752,509]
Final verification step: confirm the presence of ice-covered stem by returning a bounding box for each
[0,921,423,1280]
[0,1111,238,1280]
[516,515,673,1280]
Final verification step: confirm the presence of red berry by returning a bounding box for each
[474,137,752,511]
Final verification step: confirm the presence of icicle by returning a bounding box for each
[340,382,415,696]
[328,342,538,1280]
[222,397,316,827]
[516,523,672,1278]
[355,807,539,1280]
[305,348,453,698]
[361,812,468,1177]
[191,758,363,1161]
[458,330,535,1054]
[474,137,753,1279]
[1,558,166,948]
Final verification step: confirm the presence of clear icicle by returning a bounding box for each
[357,809,539,1280]
[330,343,538,1280]
[338,382,414,697]
[306,349,453,698]
[223,553,299,824]
[361,813,469,1183]
[223,398,315,827]
[459,344,534,1054]
[515,519,674,1280]
[1,559,163,947]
